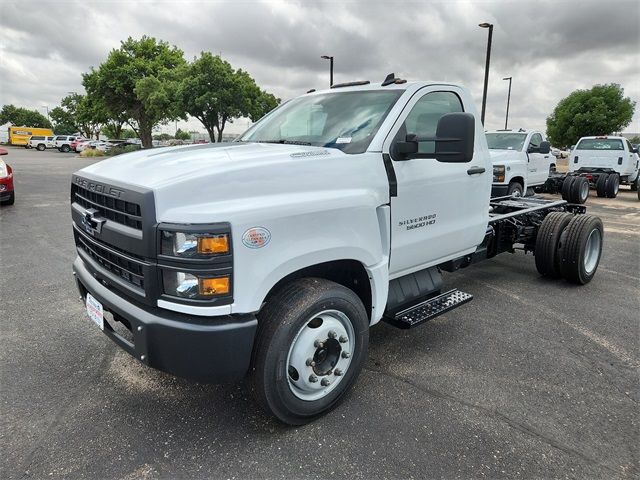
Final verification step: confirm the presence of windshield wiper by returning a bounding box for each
[257,139,313,146]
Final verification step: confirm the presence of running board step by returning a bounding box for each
[383,289,473,329]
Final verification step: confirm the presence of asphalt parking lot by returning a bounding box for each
[1,146,638,479]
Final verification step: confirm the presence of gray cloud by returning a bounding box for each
[1,0,638,135]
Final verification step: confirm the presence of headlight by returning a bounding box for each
[493,165,505,182]
[162,271,230,299]
[161,231,229,257]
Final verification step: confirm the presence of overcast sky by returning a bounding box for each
[1,0,639,136]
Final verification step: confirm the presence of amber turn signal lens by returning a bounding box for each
[199,276,230,296]
[197,235,229,254]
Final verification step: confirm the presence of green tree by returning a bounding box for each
[84,36,187,148]
[175,128,191,140]
[546,84,636,147]
[0,104,52,128]
[179,52,279,142]
[153,133,173,141]
[627,135,640,145]
[49,106,77,134]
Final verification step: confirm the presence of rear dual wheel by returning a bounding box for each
[250,278,369,425]
[536,213,603,284]
[561,176,589,204]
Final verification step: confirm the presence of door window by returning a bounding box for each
[400,91,463,154]
[529,133,543,150]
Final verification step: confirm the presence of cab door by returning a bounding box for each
[384,87,490,277]
[526,133,549,185]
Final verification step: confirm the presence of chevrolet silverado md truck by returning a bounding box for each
[71,75,604,424]
[486,129,556,197]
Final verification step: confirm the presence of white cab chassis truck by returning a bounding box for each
[486,129,556,197]
[71,76,604,424]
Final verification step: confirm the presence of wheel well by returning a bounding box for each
[510,176,524,187]
[263,260,372,320]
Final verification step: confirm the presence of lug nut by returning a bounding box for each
[328,330,337,339]
[334,369,343,376]
[305,358,316,367]
[309,374,318,383]
[314,340,324,348]
[339,335,348,343]
[321,378,331,387]
[341,351,350,359]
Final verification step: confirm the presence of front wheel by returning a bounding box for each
[250,278,369,425]
[507,181,523,197]
[37,144,45,151]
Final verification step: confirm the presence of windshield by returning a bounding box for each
[239,90,403,154]
[486,132,527,151]
[575,138,624,150]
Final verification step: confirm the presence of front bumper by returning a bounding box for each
[73,256,257,383]
[491,184,509,197]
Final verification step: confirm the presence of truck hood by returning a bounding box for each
[81,142,339,189]
[78,142,389,224]
[488,149,524,164]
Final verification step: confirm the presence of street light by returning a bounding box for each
[41,105,49,121]
[321,55,334,87]
[502,77,512,130]
[479,22,494,126]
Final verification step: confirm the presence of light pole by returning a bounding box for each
[502,76,512,130]
[41,105,49,122]
[321,55,334,87]
[479,22,494,126]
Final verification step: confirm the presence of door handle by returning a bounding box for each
[467,166,485,175]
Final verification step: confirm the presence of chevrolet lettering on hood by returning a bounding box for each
[74,176,124,198]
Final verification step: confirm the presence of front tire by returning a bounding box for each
[250,278,369,425]
[37,144,45,151]
[507,181,524,197]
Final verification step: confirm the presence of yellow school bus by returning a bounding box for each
[8,126,54,146]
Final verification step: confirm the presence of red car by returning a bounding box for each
[71,138,89,152]
[0,148,14,206]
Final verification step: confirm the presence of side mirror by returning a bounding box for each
[393,134,419,159]
[391,112,475,163]
[538,141,551,154]
[433,112,475,162]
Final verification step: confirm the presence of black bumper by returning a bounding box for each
[491,184,509,197]
[73,257,257,383]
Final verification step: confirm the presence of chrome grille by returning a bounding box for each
[71,184,142,229]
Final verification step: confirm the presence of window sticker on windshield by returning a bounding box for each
[336,137,352,144]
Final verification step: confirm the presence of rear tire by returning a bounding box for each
[595,174,607,197]
[569,176,589,204]
[604,173,619,198]
[559,215,603,284]
[561,176,575,201]
[507,181,524,197]
[535,212,573,277]
[250,278,369,425]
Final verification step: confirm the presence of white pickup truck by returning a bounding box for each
[70,76,604,424]
[568,136,640,198]
[486,129,555,197]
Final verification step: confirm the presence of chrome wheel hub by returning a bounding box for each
[286,310,354,401]
[584,228,601,274]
